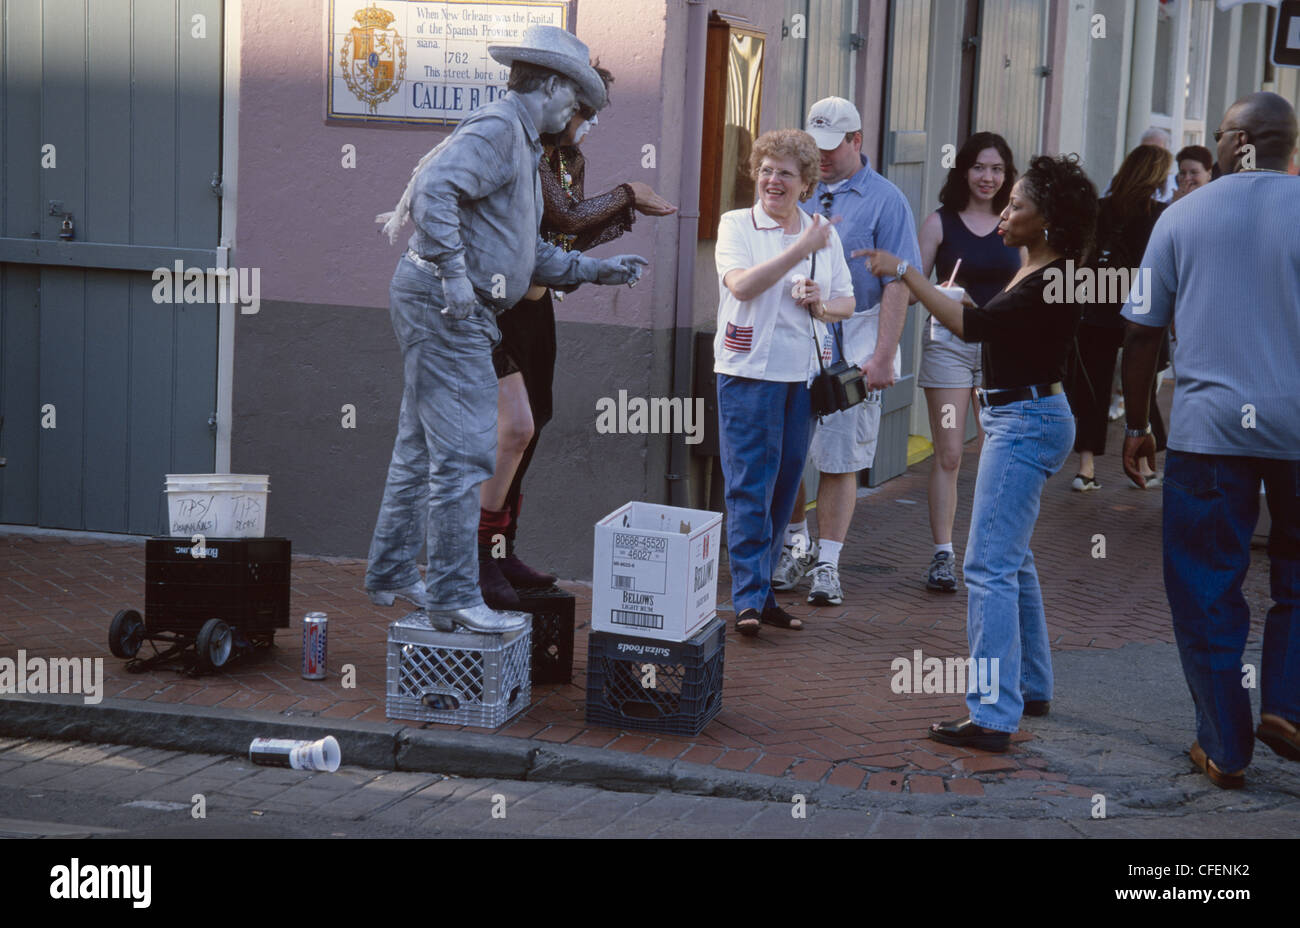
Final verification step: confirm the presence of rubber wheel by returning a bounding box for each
[195,618,233,672]
[109,609,145,659]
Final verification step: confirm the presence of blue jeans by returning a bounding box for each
[1163,451,1300,772]
[964,394,1075,731]
[716,375,814,615]
[366,255,501,610]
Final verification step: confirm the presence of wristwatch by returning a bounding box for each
[893,260,909,282]
[1125,423,1152,438]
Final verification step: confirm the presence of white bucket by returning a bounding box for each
[164,473,270,538]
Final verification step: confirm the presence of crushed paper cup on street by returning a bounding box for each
[248,735,341,773]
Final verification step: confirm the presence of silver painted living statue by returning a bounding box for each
[367,25,647,633]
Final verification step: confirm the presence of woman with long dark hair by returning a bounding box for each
[861,155,1099,751]
[1065,143,1171,491]
[915,132,1022,592]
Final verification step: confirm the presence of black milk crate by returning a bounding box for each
[519,587,575,685]
[585,616,725,736]
[386,614,532,729]
[144,536,291,635]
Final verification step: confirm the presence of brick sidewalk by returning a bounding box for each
[0,388,1275,796]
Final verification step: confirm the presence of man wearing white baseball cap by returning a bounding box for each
[773,96,922,607]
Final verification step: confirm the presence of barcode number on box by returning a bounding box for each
[611,609,664,629]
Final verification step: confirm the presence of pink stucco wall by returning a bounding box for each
[236,0,681,327]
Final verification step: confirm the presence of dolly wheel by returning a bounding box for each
[195,619,233,672]
[109,609,145,659]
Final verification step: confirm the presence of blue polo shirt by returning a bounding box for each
[1121,172,1300,459]
[814,154,922,315]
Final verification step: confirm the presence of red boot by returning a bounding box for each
[499,494,556,589]
[477,507,522,609]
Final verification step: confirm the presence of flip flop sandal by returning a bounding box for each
[735,609,761,638]
[1190,742,1245,789]
[1256,715,1300,762]
[927,717,1010,753]
[760,605,804,630]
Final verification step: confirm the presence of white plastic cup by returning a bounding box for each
[931,285,966,339]
[248,735,341,773]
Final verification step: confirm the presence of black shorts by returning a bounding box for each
[490,290,558,428]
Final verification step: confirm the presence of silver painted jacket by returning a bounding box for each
[405,92,598,311]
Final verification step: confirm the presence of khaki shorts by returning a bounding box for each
[917,316,983,389]
[809,393,883,473]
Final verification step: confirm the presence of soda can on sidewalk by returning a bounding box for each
[302,612,328,679]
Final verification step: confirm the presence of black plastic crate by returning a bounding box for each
[584,616,724,736]
[519,587,575,685]
[144,536,291,634]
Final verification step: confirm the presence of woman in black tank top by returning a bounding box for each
[914,133,1022,594]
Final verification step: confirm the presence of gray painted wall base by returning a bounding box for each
[233,300,670,580]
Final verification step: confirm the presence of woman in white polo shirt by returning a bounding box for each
[714,129,855,637]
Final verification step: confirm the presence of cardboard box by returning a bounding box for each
[592,501,723,642]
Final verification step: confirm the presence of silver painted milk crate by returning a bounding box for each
[386,613,532,728]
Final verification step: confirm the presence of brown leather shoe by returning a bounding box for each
[1189,742,1245,789]
[1257,714,1300,762]
[478,550,522,610]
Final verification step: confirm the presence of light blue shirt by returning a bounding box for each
[814,154,922,314]
[1122,172,1300,459]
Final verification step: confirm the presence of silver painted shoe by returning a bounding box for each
[366,578,426,608]
[405,609,454,632]
[429,603,530,634]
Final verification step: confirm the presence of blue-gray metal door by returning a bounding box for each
[0,0,223,534]
[870,0,933,487]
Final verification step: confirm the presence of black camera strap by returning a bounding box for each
[805,250,850,372]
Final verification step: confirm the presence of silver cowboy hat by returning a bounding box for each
[488,24,607,111]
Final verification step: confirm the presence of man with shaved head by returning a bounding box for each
[1120,92,1300,788]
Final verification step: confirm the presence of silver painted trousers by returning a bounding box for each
[365,255,500,610]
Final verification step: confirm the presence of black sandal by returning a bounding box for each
[927,717,1011,753]
[761,604,803,630]
[735,608,761,637]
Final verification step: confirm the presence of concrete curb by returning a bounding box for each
[0,694,869,806]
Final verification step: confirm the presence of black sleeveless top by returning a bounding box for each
[934,206,1021,309]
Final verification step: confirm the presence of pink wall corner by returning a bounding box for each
[235,0,674,329]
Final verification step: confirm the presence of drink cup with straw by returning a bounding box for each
[933,259,965,339]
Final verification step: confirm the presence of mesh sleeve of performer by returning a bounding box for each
[540,147,636,252]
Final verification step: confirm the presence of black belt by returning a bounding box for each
[976,381,1064,408]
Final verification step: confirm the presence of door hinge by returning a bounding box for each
[849,32,865,51]
[1036,65,1053,77]
[210,173,223,197]
[962,35,980,52]
[208,413,219,433]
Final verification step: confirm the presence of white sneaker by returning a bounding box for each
[772,539,818,591]
[1107,399,1125,422]
[806,562,843,606]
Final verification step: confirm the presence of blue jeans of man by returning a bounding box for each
[1163,451,1300,773]
[964,394,1075,731]
[716,375,814,615]
[366,255,500,610]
